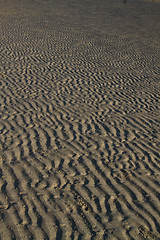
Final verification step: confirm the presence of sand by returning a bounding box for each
[0,0,160,239]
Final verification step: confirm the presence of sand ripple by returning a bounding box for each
[0,0,160,239]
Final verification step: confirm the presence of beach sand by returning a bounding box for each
[0,0,160,239]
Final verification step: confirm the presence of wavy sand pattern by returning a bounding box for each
[0,0,160,239]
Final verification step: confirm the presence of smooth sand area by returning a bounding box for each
[0,0,160,239]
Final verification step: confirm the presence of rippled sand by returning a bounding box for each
[0,0,160,239]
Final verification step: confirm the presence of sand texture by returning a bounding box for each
[0,0,160,239]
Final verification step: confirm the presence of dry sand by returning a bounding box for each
[0,0,160,239]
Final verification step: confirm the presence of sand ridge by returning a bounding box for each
[0,0,160,239]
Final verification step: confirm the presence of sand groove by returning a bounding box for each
[1,0,160,239]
